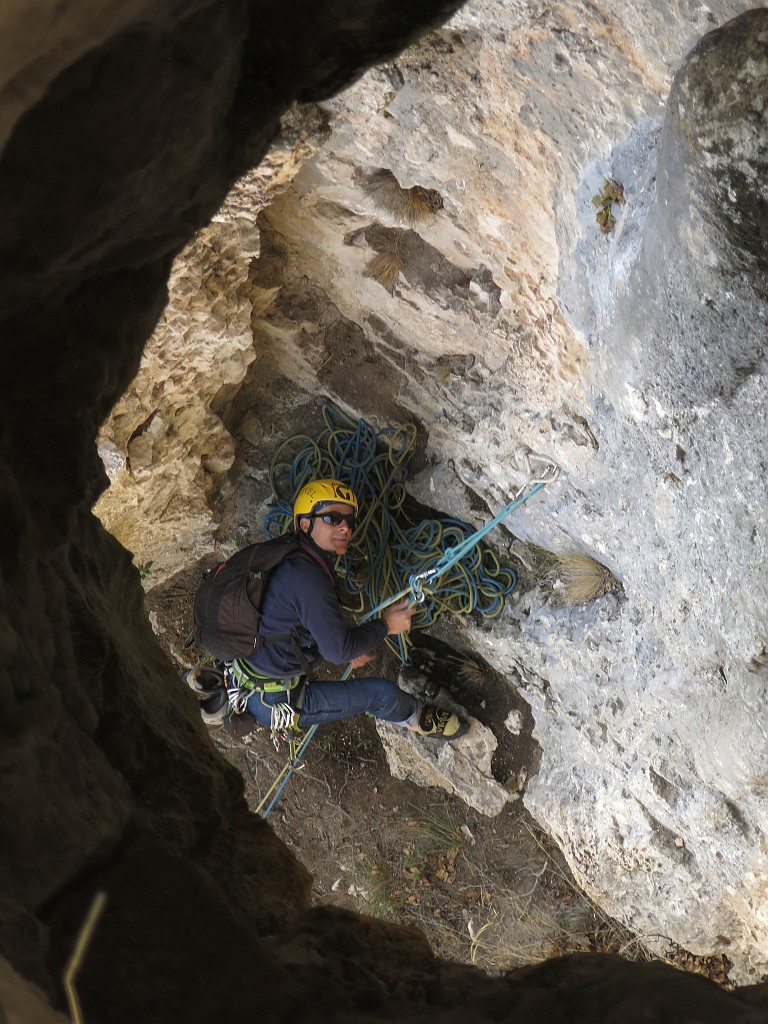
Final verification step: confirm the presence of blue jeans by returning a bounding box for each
[246,676,418,729]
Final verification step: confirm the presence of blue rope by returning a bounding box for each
[356,482,546,624]
[259,724,318,818]
[259,664,351,818]
[264,403,519,664]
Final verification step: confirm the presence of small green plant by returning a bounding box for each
[591,178,624,234]
[409,809,465,853]
[355,853,399,921]
[317,733,336,754]
[137,560,154,581]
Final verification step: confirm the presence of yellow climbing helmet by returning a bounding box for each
[293,479,359,530]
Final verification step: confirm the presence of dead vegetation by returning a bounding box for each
[365,229,408,292]
[514,544,619,605]
[545,549,616,604]
[355,809,601,968]
[346,803,735,986]
[361,168,443,226]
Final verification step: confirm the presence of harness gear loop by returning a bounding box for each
[268,701,300,752]
[226,661,307,718]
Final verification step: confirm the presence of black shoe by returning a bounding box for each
[184,667,224,699]
[415,704,469,741]
[199,688,228,725]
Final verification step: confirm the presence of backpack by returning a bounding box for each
[192,534,302,662]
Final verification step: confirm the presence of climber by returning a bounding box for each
[218,478,468,742]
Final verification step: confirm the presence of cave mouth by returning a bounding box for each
[6,1,768,1018]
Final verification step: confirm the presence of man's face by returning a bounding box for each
[300,502,356,556]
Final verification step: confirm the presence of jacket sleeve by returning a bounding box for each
[293,561,389,665]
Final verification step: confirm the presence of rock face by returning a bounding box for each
[516,8,768,980]
[3,2,768,1023]
[263,6,767,983]
[379,672,511,816]
[94,106,331,582]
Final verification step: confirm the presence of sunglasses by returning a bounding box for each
[311,511,357,529]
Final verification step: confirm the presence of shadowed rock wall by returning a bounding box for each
[1,1,768,1022]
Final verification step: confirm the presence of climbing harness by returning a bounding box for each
[225,659,304,712]
[253,404,560,818]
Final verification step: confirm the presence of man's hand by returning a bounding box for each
[349,652,375,670]
[382,599,414,636]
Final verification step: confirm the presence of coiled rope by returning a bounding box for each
[264,402,522,664]
[255,404,560,819]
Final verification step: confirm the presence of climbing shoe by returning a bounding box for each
[184,667,224,699]
[415,704,469,741]
[199,688,228,726]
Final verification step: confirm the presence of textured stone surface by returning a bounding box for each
[165,0,767,983]
[378,673,511,816]
[247,6,767,982]
[95,106,331,582]
[509,8,768,981]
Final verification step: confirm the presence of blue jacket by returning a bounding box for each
[244,533,388,678]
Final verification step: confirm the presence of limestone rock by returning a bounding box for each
[377,677,510,816]
[95,104,333,584]
[505,9,768,982]
[94,215,261,583]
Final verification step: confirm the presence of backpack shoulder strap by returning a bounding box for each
[291,538,337,586]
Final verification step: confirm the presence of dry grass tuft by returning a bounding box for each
[457,659,486,688]
[442,652,486,689]
[365,230,407,292]
[362,168,443,226]
[545,550,616,605]
[409,808,465,852]
[465,822,666,973]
